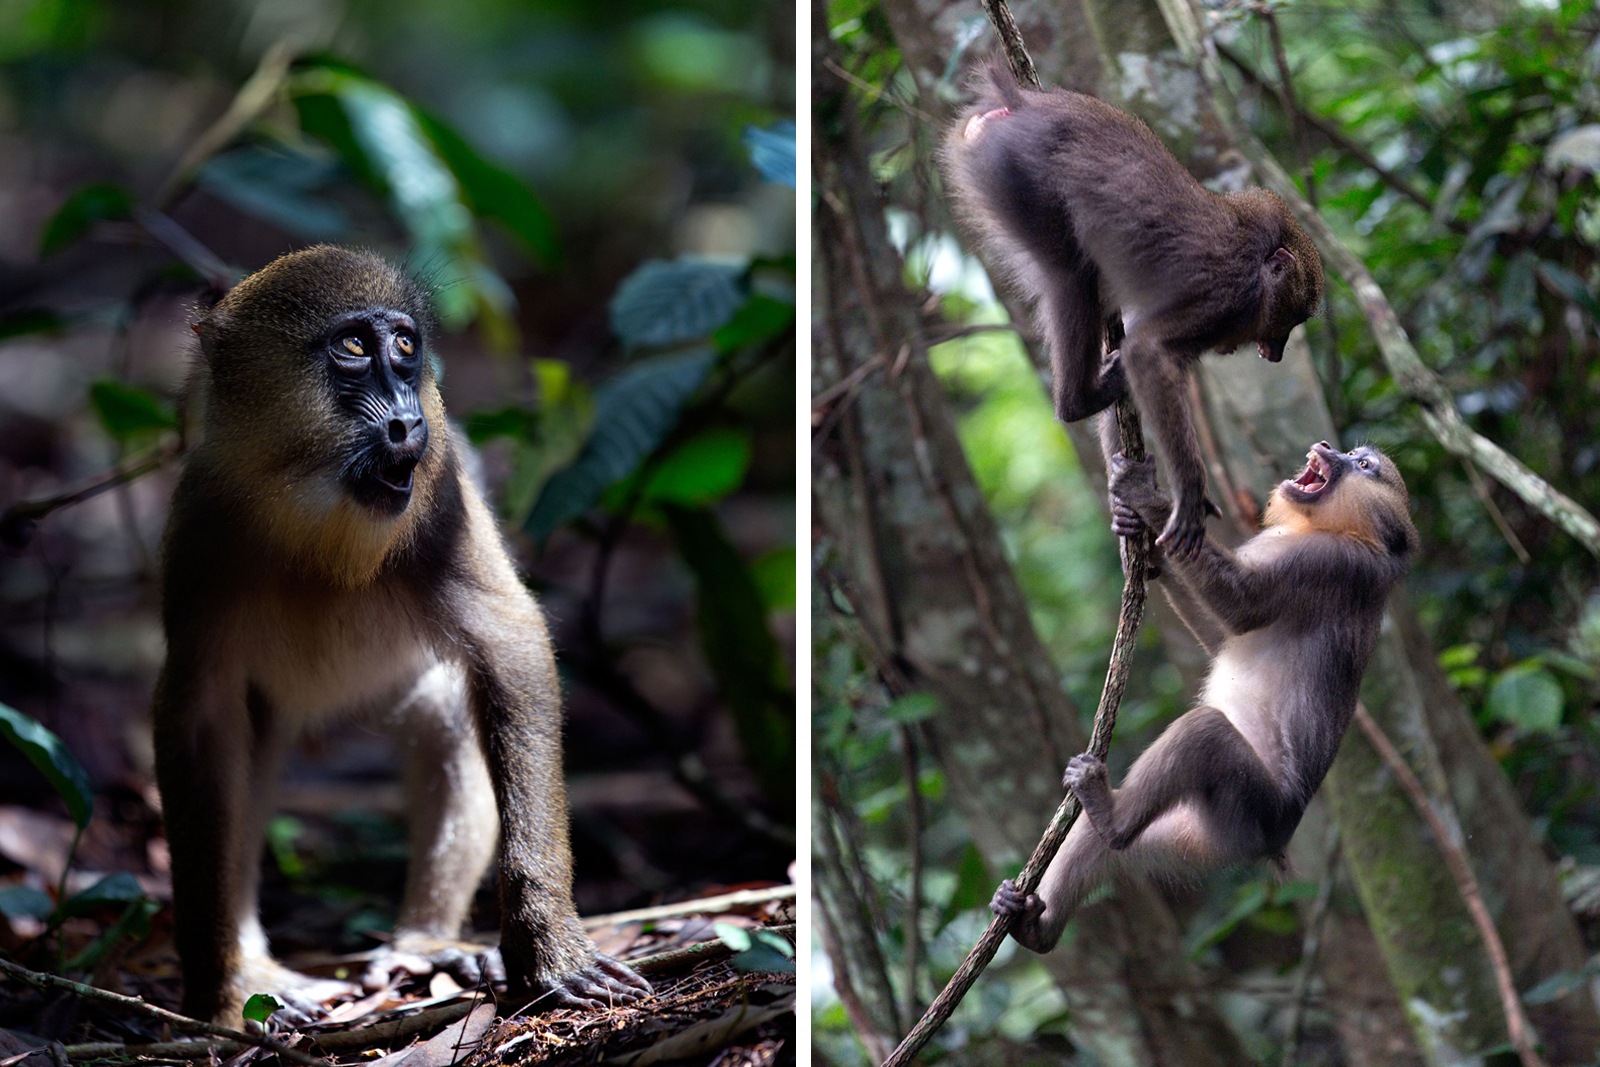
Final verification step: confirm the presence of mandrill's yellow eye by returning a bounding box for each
[342,337,364,357]
[396,334,414,356]
[1358,459,1370,469]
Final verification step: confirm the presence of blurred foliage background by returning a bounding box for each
[0,0,796,992]
[813,0,1600,1062]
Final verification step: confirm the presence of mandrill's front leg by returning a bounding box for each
[464,599,652,1009]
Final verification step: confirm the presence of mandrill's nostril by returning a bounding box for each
[388,418,407,444]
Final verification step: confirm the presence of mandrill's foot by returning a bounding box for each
[524,954,653,1012]
[989,878,1043,924]
[1063,753,1124,848]
[361,935,506,993]
[230,957,361,1026]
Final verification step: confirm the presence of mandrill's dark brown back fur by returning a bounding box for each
[943,61,1324,350]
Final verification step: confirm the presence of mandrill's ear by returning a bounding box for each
[1270,246,1297,268]
[190,309,230,360]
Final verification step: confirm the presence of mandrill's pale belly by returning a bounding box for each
[236,588,439,722]
[1198,628,1293,774]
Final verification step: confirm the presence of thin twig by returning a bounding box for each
[820,58,937,125]
[1462,458,1531,564]
[156,41,296,209]
[2,443,182,548]
[1278,823,1340,1067]
[0,957,329,1067]
[880,12,1151,1062]
[1352,705,1547,1067]
[582,886,796,929]
[899,725,924,1024]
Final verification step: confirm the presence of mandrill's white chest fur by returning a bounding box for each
[230,582,441,725]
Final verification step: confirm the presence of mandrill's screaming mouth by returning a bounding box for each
[1257,336,1288,362]
[1293,451,1329,494]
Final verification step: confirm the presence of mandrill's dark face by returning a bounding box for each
[322,308,430,515]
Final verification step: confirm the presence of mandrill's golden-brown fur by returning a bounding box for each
[154,246,650,1023]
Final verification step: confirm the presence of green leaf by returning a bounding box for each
[609,259,747,350]
[940,843,993,925]
[89,380,177,443]
[0,702,92,828]
[464,406,537,444]
[606,426,752,508]
[39,183,135,256]
[732,928,796,974]
[243,993,284,1024]
[267,816,308,881]
[1485,662,1564,732]
[0,309,64,341]
[712,294,795,355]
[750,547,796,610]
[664,504,793,818]
[525,349,715,541]
[62,872,145,913]
[63,895,158,972]
[415,110,561,269]
[712,922,752,952]
[0,884,53,920]
[884,693,938,724]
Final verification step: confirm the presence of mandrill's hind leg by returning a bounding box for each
[1066,706,1296,863]
[1043,263,1126,423]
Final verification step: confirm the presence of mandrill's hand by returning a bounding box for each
[361,935,506,993]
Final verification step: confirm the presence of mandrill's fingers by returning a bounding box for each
[593,953,654,996]
[989,878,1043,923]
[1156,496,1207,559]
[528,957,651,1012]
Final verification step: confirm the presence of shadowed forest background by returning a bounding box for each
[812,0,1600,1064]
[0,0,796,1048]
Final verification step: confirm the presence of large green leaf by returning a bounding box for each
[609,259,747,350]
[0,702,92,828]
[415,110,561,269]
[663,504,793,817]
[39,183,135,257]
[712,294,795,355]
[1485,662,1564,733]
[525,350,715,540]
[89,380,178,443]
[604,426,752,509]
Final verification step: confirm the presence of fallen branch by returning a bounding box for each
[583,886,795,929]
[0,956,328,1067]
[1352,705,1546,1067]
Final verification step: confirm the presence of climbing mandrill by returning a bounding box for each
[942,61,1325,557]
[153,246,651,1022]
[991,442,1416,953]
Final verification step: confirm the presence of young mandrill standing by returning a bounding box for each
[154,246,651,1022]
[991,442,1417,953]
[942,63,1326,557]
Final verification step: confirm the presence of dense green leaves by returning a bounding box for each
[0,702,93,829]
[415,110,560,269]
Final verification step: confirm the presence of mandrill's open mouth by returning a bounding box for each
[376,460,416,493]
[1293,450,1329,494]
[1257,337,1288,362]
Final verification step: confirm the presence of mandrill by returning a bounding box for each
[992,441,1416,952]
[152,246,651,1022]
